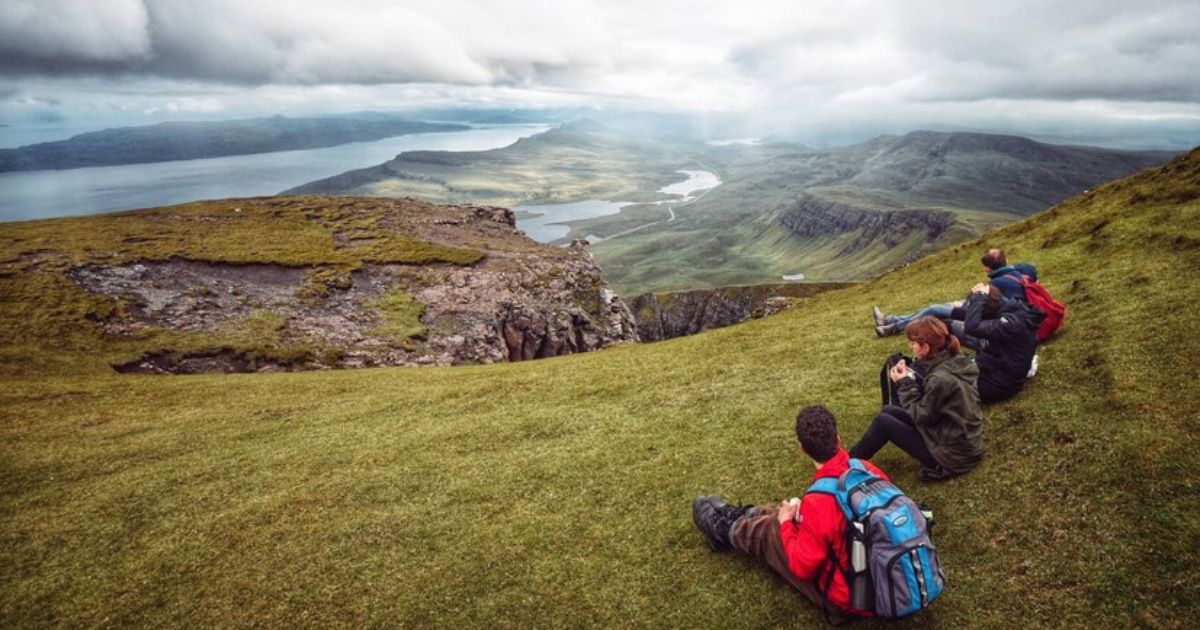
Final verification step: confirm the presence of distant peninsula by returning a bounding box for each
[0,115,469,172]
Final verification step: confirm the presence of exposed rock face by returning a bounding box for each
[69,200,637,373]
[778,195,955,256]
[628,282,851,342]
[402,237,637,365]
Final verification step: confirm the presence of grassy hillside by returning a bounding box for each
[2,150,1199,628]
[286,127,693,208]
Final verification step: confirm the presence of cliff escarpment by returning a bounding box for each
[777,195,955,256]
[628,282,852,341]
[0,196,637,375]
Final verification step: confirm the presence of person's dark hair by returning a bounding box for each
[981,248,1007,271]
[795,405,839,462]
[906,316,961,357]
[983,284,1003,316]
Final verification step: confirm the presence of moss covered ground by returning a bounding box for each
[0,196,482,374]
[370,288,428,346]
[2,151,1199,627]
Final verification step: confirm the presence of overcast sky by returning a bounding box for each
[1,0,1198,147]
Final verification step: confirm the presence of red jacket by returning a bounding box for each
[779,449,889,616]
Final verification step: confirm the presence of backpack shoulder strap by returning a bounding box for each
[818,543,854,627]
[807,474,855,521]
[806,476,839,497]
[880,360,890,406]
[838,459,880,491]
[806,476,858,626]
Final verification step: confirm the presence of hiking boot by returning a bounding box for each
[875,323,898,338]
[872,306,888,327]
[918,466,952,482]
[692,495,755,552]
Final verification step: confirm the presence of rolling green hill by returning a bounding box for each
[287,127,1172,294]
[285,125,692,208]
[2,149,1198,628]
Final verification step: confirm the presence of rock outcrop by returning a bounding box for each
[62,197,638,373]
[778,195,955,256]
[628,282,851,342]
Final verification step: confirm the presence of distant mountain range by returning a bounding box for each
[0,115,468,172]
[809,130,1172,214]
[287,126,1175,293]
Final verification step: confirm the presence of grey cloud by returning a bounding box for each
[0,1,166,77]
[891,1,1200,102]
[0,0,530,85]
[0,0,603,86]
[728,1,1200,104]
[2,0,1198,141]
[0,0,151,72]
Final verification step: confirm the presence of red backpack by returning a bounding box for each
[1018,275,1065,342]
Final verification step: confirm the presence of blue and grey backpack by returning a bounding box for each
[806,459,945,620]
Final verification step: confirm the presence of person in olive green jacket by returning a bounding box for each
[849,316,984,481]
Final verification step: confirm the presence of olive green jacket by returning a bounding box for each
[897,354,984,475]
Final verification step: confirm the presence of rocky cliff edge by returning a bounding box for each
[1,196,637,374]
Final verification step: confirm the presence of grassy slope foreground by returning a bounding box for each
[2,151,1199,627]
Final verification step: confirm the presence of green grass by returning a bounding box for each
[2,150,1199,627]
[370,288,427,346]
[0,196,483,375]
[0,196,484,271]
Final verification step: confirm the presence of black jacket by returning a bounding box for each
[953,293,1044,403]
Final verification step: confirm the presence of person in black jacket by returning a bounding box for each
[951,283,1044,404]
[871,248,1038,337]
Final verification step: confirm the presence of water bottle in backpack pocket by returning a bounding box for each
[848,521,873,612]
[807,459,945,619]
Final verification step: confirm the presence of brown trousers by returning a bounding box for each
[729,505,824,606]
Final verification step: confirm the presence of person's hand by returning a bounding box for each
[890,359,913,383]
[971,282,989,295]
[777,499,799,524]
[951,299,964,308]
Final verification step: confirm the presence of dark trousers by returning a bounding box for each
[729,506,824,605]
[849,406,941,470]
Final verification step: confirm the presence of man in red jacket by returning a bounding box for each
[692,405,889,617]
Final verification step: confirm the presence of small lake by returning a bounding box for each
[0,124,550,223]
[658,169,721,197]
[516,200,636,242]
[516,169,721,243]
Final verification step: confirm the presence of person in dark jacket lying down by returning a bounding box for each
[871,247,1038,337]
[950,283,1044,404]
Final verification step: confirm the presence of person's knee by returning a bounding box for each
[864,411,892,434]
